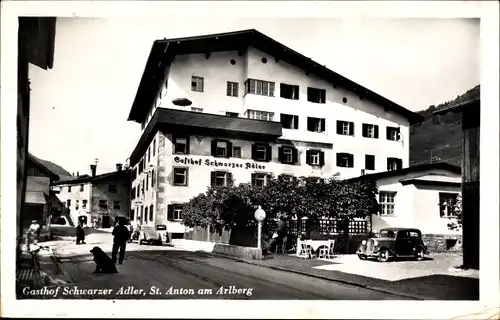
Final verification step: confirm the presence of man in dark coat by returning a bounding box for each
[112,219,130,264]
[76,221,86,245]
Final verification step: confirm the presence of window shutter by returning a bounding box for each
[362,124,367,137]
[305,150,312,165]
[211,139,217,156]
[185,136,190,154]
[349,122,355,136]
[210,171,216,186]
[319,151,325,166]
[251,173,256,186]
[386,127,391,140]
[387,158,391,171]
[292,148,299,164]
[151,169,155,187]
[294,115,299,129]
[278,146,284,162]
[374,125,379,139]
[397,159,403,170]
[266,145,272,161]
[349,154,354,168]
[228,172,233,186]
[167,205,174,221]
[251,144,257,160]
[336,121,342,134]
[227,141,233,157]
[307,118,313,131]
[320,119,326,132]
[336,153,341,166]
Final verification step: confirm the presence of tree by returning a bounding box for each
[447,194,462,231]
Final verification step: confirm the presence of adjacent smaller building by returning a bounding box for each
[52,164,131,228]
[354,162,462,252]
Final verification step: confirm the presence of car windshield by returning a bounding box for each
[379,230,396,238]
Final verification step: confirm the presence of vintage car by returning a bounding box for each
[138,224,168,245]
[356,228,429,262]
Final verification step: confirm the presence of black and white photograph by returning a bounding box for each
[1,1,499,319]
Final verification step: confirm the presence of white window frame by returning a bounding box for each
[342,122,350,135]
[246,79,275,97]
[337,154,352,167]
[216,141,228,157]
[214,171,231,186]
[191,107,203,113]
[388,127,399,141]
[173,168,188,186]
[191,76,204,92]
[366,124,375,138]
[173,204,183,221]
[227,81,239,97]
[309,151,320,165]
[439,193,458,218]
[252,173,269,187]
[379,191,396,216]
[246,110,274,121]
[283,148,293,163]
[174,137,188,154]
[388,160,398,171]
[255,145,267,161]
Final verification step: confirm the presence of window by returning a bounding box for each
[191,76,204,92]
[151,169,155,187]
[279,174,296,182]
[131,209,135,221]
[144,207,148,222]
[337,153,354,168]
[75,200,79,210]
[307,87,326,104]
[226,112,239,117]
[136,186,140,198]
[365,155,375,170]
[80,184,84,192]
[68,186,72,192]
[149,204,154,221]
[114,201,121,209]
[336,121,355,136]
[251,173,270,187]
[279,146,298,164]
[362,124,379,139]
[167,204,184,221]
[409,231,420,238]
[233,146,242,158]
[227,81,239,97]
[307,177,325,184]
[379,191,396,215]
[386,127,400,141]
[252,144,271,162]
[307,117,326,133]
[211,171,233,186]
[191,107,203,113]
[146,175,149,191]
[173,136,189,154]
[153,138,156,156]
[99,200,108,209]
[246,110,274,121]
[148,147,151,162]
[387,158,402,171]
[245,79,275,97]
[306,150,324,166]
[173,168,188,186]
[82,200,87,209]
[108,185,117,193]
[280,83,299,100]
[439,193,459,218]
[67,199,71,208]
[211,140,232,158]
[280,114,299,130]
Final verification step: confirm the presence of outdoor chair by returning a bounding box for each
[318,239,336,260]
[276,237,287,254]
[297,242,314,259]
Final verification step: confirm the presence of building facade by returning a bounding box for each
[127,29,423,237]
[52,164,131,228]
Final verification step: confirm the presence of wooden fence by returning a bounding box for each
[267,218,369,236]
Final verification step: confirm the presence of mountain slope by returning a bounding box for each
[410,85,480,167]
[29,153,72,180]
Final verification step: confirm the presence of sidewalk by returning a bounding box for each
[197,250,479,300]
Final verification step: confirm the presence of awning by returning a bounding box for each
[24,191,48,205]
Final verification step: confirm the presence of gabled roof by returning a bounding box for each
[27,153,60,181]
[128,29,423,125]
[347,162,460,182]
[434,85,480,115]
[52,170,130,186]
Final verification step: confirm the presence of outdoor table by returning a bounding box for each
[296,239,331,256]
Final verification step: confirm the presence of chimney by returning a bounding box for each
[90,164,96,177]
[77,171,79,177]
[116,163,123,172]
[361,169,366,176]
[72,172,75,177]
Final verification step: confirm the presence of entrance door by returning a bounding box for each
[102,216,111,228]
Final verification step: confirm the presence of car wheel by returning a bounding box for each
[377,249,390,262]
[414,248,424,261]
[357,254,366,260]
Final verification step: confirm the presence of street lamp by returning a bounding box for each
[254,206,266,249]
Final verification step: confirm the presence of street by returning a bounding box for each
[28,235,409,300]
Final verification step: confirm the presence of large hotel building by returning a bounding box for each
[127,29,422,238]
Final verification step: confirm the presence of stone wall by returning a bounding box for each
[423,233,463,253]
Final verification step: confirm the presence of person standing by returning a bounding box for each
[76,221,86,245]
[28,220,41,245]
[112,219,129,264]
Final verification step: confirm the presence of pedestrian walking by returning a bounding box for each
[76,221,86,245]
[112,219,129,264]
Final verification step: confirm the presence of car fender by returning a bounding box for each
[379,246,397,256]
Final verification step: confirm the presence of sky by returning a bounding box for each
[28,17,479,176]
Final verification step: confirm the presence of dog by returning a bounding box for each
[89,246,118,274]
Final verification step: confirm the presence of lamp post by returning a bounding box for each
[254,206,266,249]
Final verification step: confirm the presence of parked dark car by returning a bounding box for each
[356,228,429,262]
[138,225,167,245]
